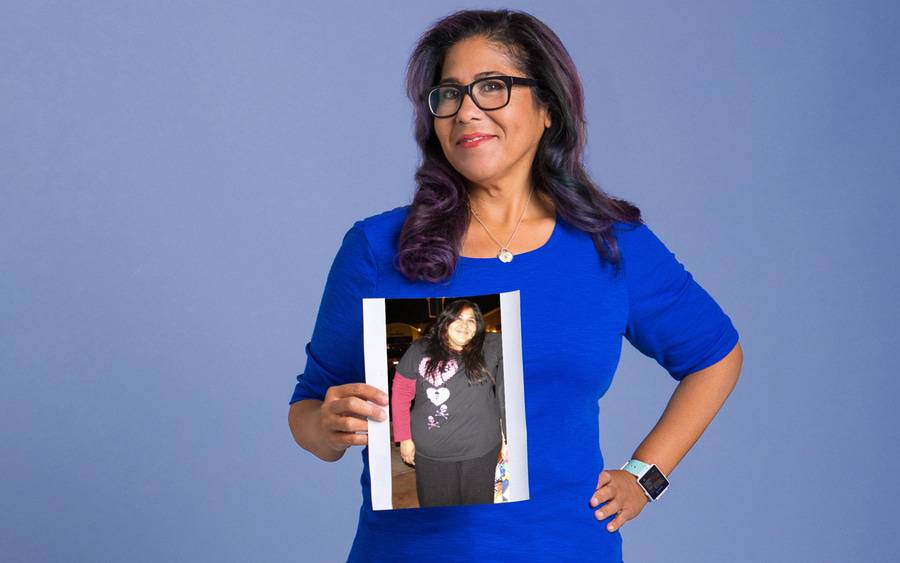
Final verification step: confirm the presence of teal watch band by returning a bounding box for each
[621,459,651,476]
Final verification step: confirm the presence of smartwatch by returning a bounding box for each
[620,459,669,502]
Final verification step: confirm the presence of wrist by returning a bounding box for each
[621,458,670,502]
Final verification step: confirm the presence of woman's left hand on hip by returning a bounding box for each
[588,470,649,532]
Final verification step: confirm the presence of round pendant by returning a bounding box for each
[498,249,514,263]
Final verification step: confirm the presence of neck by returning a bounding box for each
[467,183,554,227]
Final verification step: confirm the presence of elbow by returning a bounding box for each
[731,341,744,382]
[288,401,305,449]
[718,341,743,394]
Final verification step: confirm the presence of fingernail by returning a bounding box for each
[596,511,604,519]
[607,524,614,531]
[590,498,598,507]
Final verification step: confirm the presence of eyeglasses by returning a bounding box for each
[425,75,539,118]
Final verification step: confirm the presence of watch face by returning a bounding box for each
[639,465,669,501]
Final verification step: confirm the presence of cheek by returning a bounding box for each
[434,123,453,150]
[503,111,540,147]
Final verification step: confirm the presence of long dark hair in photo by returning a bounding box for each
[423,300,493,385]
[397,8,642,283]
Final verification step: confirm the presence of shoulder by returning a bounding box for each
[324,205,409,291]
[397,337,428,378]
[405,337,429,357]
[610,220,673,265]
[350,205,410,261]
[611,220,650,249]
[483,332,502,348]
[482,332,502,358]
[354,204,410,233]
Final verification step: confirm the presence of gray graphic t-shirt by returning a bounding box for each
[395,332,504,462]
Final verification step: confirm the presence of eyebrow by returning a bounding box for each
[438,70,504,85]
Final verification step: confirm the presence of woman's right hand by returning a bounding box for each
[318,383,388,453]
[400,439,416,466]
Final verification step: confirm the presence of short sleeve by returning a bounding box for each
[395,341,422,381]
[617,222,739,381]
[289,222,378,404]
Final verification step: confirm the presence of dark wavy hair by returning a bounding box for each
[396,8,642,283]
[423,299,493,385]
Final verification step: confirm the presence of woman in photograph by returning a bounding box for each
[288,8,743,561]
[390,299,506,507]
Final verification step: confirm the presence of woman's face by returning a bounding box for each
[433,35,551,188]
[445,307,478,352]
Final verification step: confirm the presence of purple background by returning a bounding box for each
[3,1,898,561]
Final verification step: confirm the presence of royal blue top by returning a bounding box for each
[290,205,739,562]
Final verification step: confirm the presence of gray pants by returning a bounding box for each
[414,441,501,507]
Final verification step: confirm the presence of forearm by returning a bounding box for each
[631,342,743,476]
[391,373,416,442]
[288,399,346,462]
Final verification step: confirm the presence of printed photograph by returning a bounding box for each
[363,291,529,510]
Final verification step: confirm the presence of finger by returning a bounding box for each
[589,483,616,508]
[593,497,620,521]
[344,383,389,406]
[334,396,387,421]
[606,509,630,533]
[328,431,368,449]
[331,415,369,434]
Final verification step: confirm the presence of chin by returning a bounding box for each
[450,160,499,179]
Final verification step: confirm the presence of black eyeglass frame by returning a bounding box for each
[425,75,540,118]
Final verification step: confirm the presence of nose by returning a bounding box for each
[456,90,483,122]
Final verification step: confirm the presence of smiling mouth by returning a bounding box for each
[457,135,495,147]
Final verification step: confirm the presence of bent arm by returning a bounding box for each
[630,341,743,476]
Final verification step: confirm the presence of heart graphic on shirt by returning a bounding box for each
[419,357,458,387]
[426,387,450,406]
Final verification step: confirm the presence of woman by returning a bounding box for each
[390,299,506,507]
[288,8,743,561]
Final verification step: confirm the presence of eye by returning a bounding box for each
[478,80,504,93]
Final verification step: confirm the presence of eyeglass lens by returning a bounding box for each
[429,79,509,117]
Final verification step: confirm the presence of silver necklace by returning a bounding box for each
[466,189,534,263]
